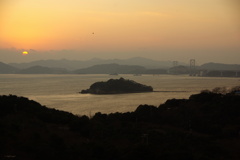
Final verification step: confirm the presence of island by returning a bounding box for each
[80,77,153,94]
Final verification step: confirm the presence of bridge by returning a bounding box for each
[188,59,240,77]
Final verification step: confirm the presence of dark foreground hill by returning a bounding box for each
[1,87,240,160]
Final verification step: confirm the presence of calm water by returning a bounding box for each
[0,74,239,116]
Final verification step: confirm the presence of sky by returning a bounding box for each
[0,0,240,64]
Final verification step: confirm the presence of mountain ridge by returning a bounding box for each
[1,58,240,74]
[9,57,175,70]
[0,62,19,73]
[200,62,240,70]
[74,63,146,74]
[15,65,70,74]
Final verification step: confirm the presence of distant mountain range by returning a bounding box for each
[9,57,176,70]
[15,66,69,74]
[0,62,19,73]
[74,63,168,74]
[74,64,145,74]
[0,57,239,74]
[200,63,240,71]
[0,62,70,74]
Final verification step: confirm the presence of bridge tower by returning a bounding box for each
[189,59,196,76]
[173,61,178,67]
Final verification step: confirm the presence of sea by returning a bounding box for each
[0,74,239,116]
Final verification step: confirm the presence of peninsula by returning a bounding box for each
[80,77,153,94]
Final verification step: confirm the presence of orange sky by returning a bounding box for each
[0,0,240,63]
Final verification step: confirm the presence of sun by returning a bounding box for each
[22,51,29,55]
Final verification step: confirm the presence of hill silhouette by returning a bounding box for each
[74,63,145,74]
[9,57,175,70]
[81,77,153,94]
[0,61,19,73]
[15,65,70,74]
[200,62,240,70]
[1,86,240,159]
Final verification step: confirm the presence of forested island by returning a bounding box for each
[1,86,240,160]
[80,78,153,94]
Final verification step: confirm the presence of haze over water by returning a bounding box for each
[1,0,240,64]
[1,74,239,116]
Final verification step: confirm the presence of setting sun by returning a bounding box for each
[22,51,28,55]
